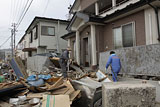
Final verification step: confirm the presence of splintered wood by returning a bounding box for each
[0,81,21,89]
[23,77,81,102]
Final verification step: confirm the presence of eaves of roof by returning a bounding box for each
[61,32,76,40]
[26,16,69,33]
[66,12,103,31]
[102,0,157,22]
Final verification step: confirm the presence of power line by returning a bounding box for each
[15,0,23,23]
[16,0,30,25]
[16,0,34,29]
[9,0,13,26]
[13,0,19,22]
[0,36,11,48]
[42,0,50,16]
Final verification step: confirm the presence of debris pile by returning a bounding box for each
[0,56,111,107]
[5,76,80,107]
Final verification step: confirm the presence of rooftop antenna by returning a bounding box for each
[66,4,72,21]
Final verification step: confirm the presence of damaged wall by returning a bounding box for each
[27,56,53,74]
[99,44,160,76]
[102,82,156,107]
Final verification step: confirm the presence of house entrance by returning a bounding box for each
[83,37,90,67]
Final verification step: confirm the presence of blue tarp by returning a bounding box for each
[28,79,45,87]
[27,74,51,81]
[10,59,24,79]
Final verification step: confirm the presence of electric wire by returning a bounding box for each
[14,0,20,22]
[16,0,34,29]
[0,36,11,48]
[16,0,30,25]
[42,0,50,16]
[13,0,19,22]
[15,0,23,23]
[9,0,13,26]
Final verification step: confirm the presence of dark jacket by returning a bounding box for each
[60,50,69,63]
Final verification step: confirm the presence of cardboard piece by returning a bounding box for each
[42,95,70,107]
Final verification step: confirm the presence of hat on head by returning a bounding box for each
[110,51,115,55]
[67,47,72,51]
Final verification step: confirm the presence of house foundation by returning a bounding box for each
[102,82,156,107]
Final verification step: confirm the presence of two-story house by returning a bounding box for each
[17,33,29,60]
[17,17,69,60]
[62,0,160,69]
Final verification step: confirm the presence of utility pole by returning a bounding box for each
[11,29,14,58]
[56,20,60,53]
[11,23,17,57]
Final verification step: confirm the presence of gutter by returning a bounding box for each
[146,0,160,41]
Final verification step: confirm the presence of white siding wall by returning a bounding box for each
[145,8,160,45]
[37,47,46,54]
[30,27,39,48]
[39,21,68,53]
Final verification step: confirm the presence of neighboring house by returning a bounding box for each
[62,0,160,68]
[0,49,12,61]
[0,50,5,61]
[17,17,69,60]
[5,50,12,61]
[17,33,29,60]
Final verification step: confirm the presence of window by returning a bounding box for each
[30,31,33,43]
[34,26,38,39]
[122,23,134,47]
[114,27,122,49]
[113,22,135,49]
[41,26,55,36]
[24,41,26,48]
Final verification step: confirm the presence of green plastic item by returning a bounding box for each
[0,75,5,83]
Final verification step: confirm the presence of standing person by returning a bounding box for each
[59,47,72,78]
[106,51,121,82]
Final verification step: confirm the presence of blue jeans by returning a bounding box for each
[59,59,67,78]
[111,68,120,82]
[111,72,118,82]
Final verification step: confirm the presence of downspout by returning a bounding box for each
[146,0,160,41]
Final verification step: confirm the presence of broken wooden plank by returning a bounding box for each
[47,77,63,90]
[20,81,30,88]
[15,57,28,79]
[16,89,29,96]
[27,93,45,98]
[69,90,81,101]
[64,81,75,95]
[51,87,69,95]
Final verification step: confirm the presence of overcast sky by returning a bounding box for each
[0,0,74,49]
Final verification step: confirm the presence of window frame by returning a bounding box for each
[41,26,55,36]
[113,22,136,49]
[34,25,38,39]
[30,31,33,43]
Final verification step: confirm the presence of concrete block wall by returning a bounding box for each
[102,82,156,107]
[99,44,160,76]
[27,56,51,73]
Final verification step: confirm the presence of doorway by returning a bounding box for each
[83,37,90,67]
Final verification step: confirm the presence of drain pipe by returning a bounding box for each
[146,0,160,41]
